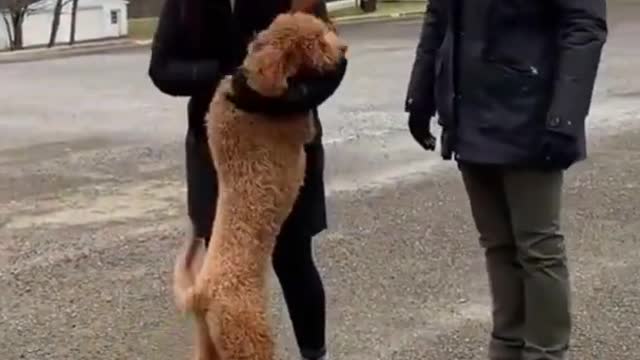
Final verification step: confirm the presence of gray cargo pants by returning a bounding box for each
[459,163,572,360]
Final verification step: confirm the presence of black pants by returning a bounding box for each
[185,130,327,358]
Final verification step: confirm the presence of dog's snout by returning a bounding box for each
[323,31,348,55]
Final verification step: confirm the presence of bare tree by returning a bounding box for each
[0,0,46,50]
[47,0,63,47]
[1,12,13,50]
[68,0,77,45]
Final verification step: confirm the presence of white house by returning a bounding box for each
[0,0,128,50]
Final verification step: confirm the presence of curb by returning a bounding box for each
[0,11,424,64]
[0,40,152,65]
[334,10,424,24]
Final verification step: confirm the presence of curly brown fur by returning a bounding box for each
[291,0,338,32]
[242,12,347,97]
[172,11,347,360]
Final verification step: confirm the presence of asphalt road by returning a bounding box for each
[1,4,640,359]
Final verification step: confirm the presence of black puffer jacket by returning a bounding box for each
[406,0,608,167]
[148,0,339,239]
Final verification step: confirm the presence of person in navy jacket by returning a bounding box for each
[405,0,607,359]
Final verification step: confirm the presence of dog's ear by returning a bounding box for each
[243,44,290,97]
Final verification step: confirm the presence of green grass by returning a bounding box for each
[126,0,426,40]
[128,17,159,40]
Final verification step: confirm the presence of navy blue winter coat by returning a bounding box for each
[406,0,608,167]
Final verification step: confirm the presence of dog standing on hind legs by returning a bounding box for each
[172,10,348,360]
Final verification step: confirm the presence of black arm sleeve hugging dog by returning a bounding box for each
[227,57,348,116]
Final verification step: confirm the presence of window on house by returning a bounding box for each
[110,10,119,24]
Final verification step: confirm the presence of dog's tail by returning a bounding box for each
[173,236,205,313]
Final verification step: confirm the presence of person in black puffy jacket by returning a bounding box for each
[147,0,347,358]
[405,1,607,359]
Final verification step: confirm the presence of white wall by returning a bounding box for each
[0,0,128,51]
[103,2,128,37]
[20,11,58,47]
[0,14,10,49]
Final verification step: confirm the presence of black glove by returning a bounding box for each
[537,131,580,170]
[408,112,436,151]
[227,57,348,116]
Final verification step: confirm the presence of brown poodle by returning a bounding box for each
[172,9,348,360]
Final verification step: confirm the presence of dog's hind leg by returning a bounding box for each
[193,311,223,360]
[245,315,275,360]
[174,236,206,312]
[216,304,275,360]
